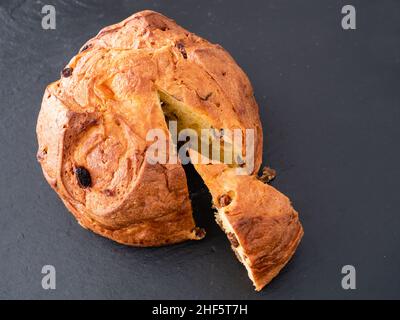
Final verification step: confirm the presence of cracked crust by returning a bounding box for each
[37,84,201,246]
[36,10,262,246]
[37,10,302,289]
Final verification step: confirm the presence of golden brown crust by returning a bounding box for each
[36,10,302,290]
[80,10,263,171]
[190,151,303,290]
[37,10,262,246]
[37,84,201,246]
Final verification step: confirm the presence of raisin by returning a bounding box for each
[257,167,276,183]
[36,148,47,161]
[227,232,239,248]
[193,227,206,239]
[103,189,115,196]
[61,67,73,78]
[75,166,92,188]
[176,42,187,59]
[80,44,91,53]
[219,194,232,207]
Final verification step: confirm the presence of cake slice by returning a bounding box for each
[189,150,303,290]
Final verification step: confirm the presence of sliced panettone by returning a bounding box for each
[36,10,303,290]
[188,151,303,290]
[37,10,262,246]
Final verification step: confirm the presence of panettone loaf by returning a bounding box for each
[36,10,302,290]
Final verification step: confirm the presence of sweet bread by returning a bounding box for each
[190,150,303,290]
[36,10,303,290]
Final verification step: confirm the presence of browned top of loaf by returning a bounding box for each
[58,10,263,171]
[36,10,263,246]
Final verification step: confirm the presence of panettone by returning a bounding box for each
[36,10,303,290]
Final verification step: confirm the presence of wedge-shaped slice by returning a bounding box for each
[190,150,303,290]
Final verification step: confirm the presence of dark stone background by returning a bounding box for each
[0,0,399,299]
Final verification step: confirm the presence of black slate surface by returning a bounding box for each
[0,0,399,299]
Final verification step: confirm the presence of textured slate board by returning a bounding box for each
[0,0,399,299]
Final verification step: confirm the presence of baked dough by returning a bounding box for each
[190,150,303,290]
[36,10,303,290]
